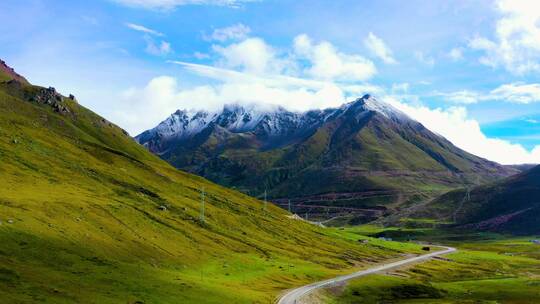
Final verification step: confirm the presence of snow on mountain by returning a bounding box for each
[339,94,411,122]
[157,109,217,139]
[136,95,413,148]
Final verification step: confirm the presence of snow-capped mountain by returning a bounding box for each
[136,94,408,152]
[136,94,516,207]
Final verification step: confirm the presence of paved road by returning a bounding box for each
[277,246,456,304]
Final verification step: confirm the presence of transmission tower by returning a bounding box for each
[200,187,205,223]
[288,199,291,213]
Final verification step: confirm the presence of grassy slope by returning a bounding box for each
[0,69,424,303]
[318,227,540,304]
[406,165,540,234]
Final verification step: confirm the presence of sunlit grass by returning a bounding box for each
[321,233,540,304]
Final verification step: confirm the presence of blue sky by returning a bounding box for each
[1,0,540,164]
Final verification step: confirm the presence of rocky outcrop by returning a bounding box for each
[31,87,70,114]
[0,60,72,114]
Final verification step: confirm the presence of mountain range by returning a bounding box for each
[136,96,517,218]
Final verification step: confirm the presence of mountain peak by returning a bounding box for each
[348,94,373,105]
[343,95,410,122]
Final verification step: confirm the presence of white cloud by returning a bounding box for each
[172,61,383,95]
[126,23,171,56]
[212,38,276,74]
[414,51,435,66]
[468,0,540,74]
[114,75,347,134]
[203,34,376,81]
[113,0,256,10]
[490,83,540,104]
[364,32,397,64]
[144,36,172,55]
[293,34,376,81]
[448,47,464,61]
[436,83,540,104]
[383,97,540,164]
[206,23,251,42]
[391,83,409,93]
[172,61,324,89]
[125,23,164,36]
[342,83,385,96]
[435,90,481,104]
[159,41,172,53]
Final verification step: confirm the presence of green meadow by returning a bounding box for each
[319,225,540,304]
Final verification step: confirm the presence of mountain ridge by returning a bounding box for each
[137,95,413,150]
[136,95,517,221]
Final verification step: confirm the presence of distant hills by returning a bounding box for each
[505,163,538,173]
[411,165,540,235]
[137,95,517,218]
[0,60,408,302]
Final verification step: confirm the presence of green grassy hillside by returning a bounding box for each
[0,62,423,303]
[406,165,540,234]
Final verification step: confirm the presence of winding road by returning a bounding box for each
[277,246,456,304]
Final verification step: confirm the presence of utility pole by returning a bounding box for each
[288,199,291,213]
[200,187,205,223]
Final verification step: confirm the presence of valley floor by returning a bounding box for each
[278,245,456,304]
[314,226,540,304]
